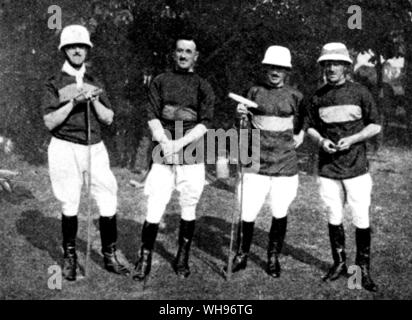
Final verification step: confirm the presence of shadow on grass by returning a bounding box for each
[115,217,177,269]
[15,210,102,272]
[192,215,330,275]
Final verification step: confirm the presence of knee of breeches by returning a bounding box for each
[61,201,80,217]
[326,206,344,225]
[271,208,288,219]
[181,205,196,221]
[146,199,168,224]
[62,209,78,217]
[351,209,370,229]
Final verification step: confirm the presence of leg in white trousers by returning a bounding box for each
[144,163,205,223]
[48,137,118,217]
[318,173,372,228]
[240,173,299,222]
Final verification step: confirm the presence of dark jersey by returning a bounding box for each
[42,70,112,145]
[147,70,215,164]
[306,81,380,179]
[246,84,304,176]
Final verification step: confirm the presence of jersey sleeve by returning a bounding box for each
[198,79,215,129]
[360,86,380,125]
[41,77,62,116]
[292,91,305,134]
[147,75,163,121]
[303,94,320,131]
[94,79,113,111]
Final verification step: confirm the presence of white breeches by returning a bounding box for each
[48,137,118,217]
[144,163,205,223]
[239,173,299,222]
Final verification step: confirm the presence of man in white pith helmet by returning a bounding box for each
[41,25,129,281]
[230,45,305,277]
[305,42,381,292]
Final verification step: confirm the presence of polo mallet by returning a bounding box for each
[225,93,257,280]
[83,88,102,277]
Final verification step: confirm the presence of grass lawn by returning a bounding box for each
[1,142,411,300]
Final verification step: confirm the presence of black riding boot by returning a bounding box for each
[99,215,130,276]
[133,221,159,281]
[356,227,377,292]
[323,224,347,281]
[174,219,195,278]
[62,215,78,281]
[231,221,255,273]
[267,217,287,278]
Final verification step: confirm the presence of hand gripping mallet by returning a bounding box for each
[225,93,257,280]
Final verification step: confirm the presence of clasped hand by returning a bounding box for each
[73,88,102,105]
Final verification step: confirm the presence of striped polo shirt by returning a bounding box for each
[41,69,113,145]
[246,84,304,176]
[306,81,380,179]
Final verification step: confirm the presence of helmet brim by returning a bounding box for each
[317,54,352,64]
[59,42,93,51]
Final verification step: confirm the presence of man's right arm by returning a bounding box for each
[305,97,337,154]
[147,76,177,158]
[43,100,75,131]
[42,80,76,131]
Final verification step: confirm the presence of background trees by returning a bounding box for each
[0,0,411,165]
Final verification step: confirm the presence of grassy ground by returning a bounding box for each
[1,140,411,300]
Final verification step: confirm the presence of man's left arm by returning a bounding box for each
[172,79,215,151]
[92,98,114,125]
[337,87,381,151]
[293,92,305,148]
[87,83,114,125]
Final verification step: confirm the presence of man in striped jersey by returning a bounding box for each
[229,46,305,278]
[42,25,129,281]
[306,42,381,292]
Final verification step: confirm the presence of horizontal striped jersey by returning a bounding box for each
[246,84,304,176]
[306,81,379,179]
[42,69,112,145]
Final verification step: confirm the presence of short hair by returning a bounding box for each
[174,35,198,51]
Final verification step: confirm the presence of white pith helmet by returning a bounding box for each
[317,42,352,64]
[261,46,292,68]
[59,25,93,51]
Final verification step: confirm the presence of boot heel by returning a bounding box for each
[133,249,152,281]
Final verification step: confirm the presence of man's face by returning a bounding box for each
[64,44,88,68]
[174,40,198,72]
[323,61,347,85]
[264,65,288,87]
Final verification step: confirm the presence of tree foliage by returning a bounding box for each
[1,0,411,163]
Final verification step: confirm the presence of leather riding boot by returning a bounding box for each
[356,227,378,292]
[267,216,287,278]
[100,215,130,276]
[323,224,347,281]
[231,221,255,273]
[174,219,195,278]
[133,221,159,281]
[62,215,78,281]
